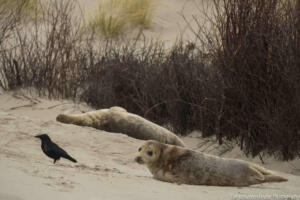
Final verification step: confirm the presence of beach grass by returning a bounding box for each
[88,0,159,38]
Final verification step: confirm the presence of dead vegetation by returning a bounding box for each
[87,0,159,39]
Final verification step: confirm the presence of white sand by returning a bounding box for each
[0,89,299,200]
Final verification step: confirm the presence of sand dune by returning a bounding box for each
[1,1,300,199]
[0,90,299,200]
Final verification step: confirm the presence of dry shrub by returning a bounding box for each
[191,0,300,160]
[0,0,41,22]
[80,41,223,135]
[0,0,27,46]
[0,0,88,98]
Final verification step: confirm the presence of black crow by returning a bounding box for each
[35,134,77,164]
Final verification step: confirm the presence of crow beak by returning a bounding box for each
[35,135,41,138]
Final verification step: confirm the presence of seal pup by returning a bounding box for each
[56,107,185,147]
[135,140,288,186]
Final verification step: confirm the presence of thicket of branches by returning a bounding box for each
[0,0,299,160]
[213,0,300,160]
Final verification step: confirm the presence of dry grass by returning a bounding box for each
[88,0,128,39]
[123,0,158,29]
[88,0,159,39]
[0,0,41,22]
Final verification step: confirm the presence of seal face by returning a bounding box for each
[135,140,288,186]
[135,141,162,165]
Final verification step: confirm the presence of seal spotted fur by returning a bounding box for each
[135,140,288,186]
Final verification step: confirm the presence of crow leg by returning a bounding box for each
[54,158,60,164]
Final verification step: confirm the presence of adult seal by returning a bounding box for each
[135,140,288,186]
[56,107,185,147]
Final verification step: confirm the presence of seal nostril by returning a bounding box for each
[135,156,144,164]
[138,147,142,152]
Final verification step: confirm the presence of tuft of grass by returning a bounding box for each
[0,0,40,21]
[122,0,158,29]
[88,0,159,39]
[88,0,128,39]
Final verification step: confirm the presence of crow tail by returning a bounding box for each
[64,154,77,163]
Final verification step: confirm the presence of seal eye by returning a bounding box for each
[138,147,142,152]
[147,150,153,156]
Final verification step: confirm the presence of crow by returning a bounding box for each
[35,134,77,164]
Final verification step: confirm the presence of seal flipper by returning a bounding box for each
[264,175,288,182]
[248,166,265,181]
[250,164,288,183]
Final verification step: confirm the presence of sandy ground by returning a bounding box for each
[1,1,300,199]
[0,89,300,200]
